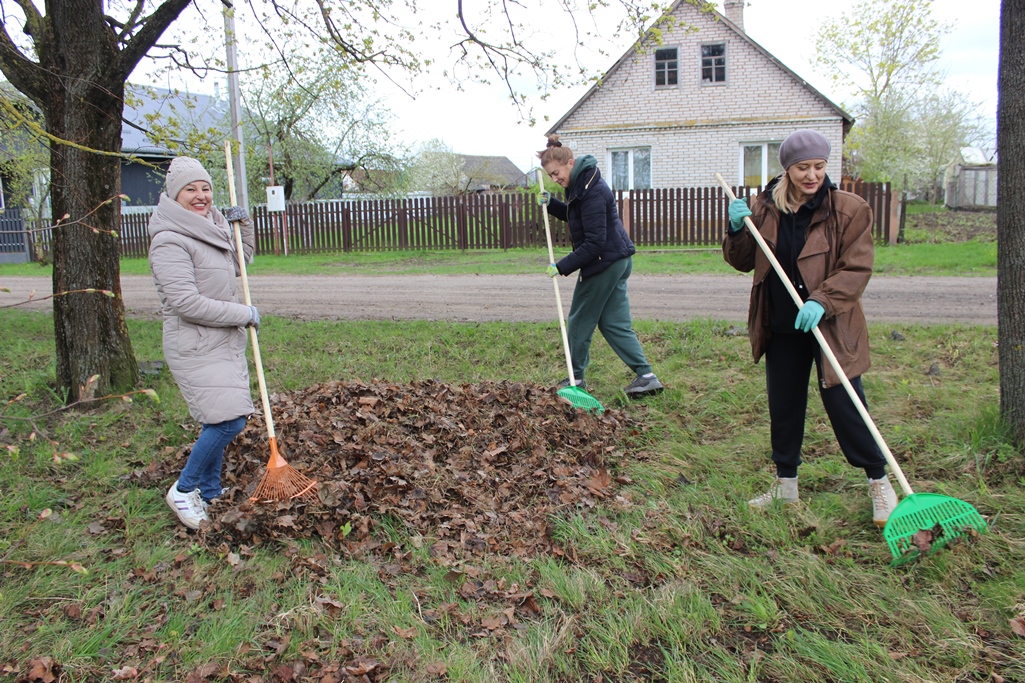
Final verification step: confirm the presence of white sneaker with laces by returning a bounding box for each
[748,477,799,508]
[868,476,898,528]
[165,480,209,529]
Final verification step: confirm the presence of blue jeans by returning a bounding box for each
[178,416,247,502]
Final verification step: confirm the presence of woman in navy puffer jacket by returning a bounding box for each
[539,135,663,397]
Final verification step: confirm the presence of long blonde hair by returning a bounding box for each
[537,134,573,165]
[771,172,809,214]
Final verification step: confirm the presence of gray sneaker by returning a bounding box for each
[624,373,663,397]
[556,377,586,390]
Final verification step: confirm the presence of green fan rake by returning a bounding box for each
[715,173,986,566]
[536,168,604,414]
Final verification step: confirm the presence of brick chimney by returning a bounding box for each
[723,0,745,32]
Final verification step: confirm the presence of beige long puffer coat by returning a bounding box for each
[148,194,256,424]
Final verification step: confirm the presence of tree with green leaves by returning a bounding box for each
[0,0,671,403]
[241,41,400,201]
[998,0,1025,446]
[814,0,985,194]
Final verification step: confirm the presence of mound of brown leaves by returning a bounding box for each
[202,380,637,561]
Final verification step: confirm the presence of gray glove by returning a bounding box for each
[224,206,250,224]
[247,305,260,332]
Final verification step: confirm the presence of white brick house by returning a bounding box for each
[546,0,853,190]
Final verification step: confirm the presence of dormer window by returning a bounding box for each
[655,48,678,87]
[701,43,726,84]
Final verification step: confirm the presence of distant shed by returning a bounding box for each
[945,148,997,209]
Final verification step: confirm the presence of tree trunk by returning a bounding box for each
[42,1,137,401]
[998,0,1025,445]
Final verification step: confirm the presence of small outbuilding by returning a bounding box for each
[944,148,997,209]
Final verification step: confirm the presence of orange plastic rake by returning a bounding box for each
[225,142,317,502]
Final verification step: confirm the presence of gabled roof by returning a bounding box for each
[122,84,229,156]
[546,0,853,136]
[459,155,528,189]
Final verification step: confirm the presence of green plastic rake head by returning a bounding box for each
[885,493,987,567]
[557,385,605,414]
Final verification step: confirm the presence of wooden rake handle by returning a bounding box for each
[536,168,578,387]
[225,141,277,444]
[714,173,914,497]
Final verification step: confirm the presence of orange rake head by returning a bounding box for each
[250,438,318,502]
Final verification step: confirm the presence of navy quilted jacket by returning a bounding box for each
[546,156,635,278]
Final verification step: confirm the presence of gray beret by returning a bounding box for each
[778,129,831,169]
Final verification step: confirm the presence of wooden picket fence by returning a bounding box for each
[22,182,893,260]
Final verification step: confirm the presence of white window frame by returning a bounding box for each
[738,142,783,187]
[654,46,679,89]
[700,42,727,85]
[607,147,652,191]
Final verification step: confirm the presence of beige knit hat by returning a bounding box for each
[165,156,213,201]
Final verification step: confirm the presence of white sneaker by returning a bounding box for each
[748,477,799,508]
[165,480,208,529]
[869,476,898,528]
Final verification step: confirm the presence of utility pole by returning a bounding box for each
[222,1,249,210]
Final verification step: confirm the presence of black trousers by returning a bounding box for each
[765,333,887,480]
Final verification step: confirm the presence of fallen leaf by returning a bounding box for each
[111,665,139,680]
[27,657,56,683]
[392,625,418,639]
[1010,616,1025,637]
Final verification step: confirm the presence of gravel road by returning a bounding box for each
[1,273,996,325]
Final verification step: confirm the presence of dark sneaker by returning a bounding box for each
[556,377,586,390]
[202,487,231,512]
[624,374,664,397]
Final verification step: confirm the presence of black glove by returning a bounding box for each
[247,305,260,332]
[224,206,250,223]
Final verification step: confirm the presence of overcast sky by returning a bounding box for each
[377,0,1001,173]
[131,0,1000,174]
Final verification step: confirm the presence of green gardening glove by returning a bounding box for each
[728,198,752,232]
[546,263,559,278]
[794,300,825,332]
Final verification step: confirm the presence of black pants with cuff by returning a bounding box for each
[765,332,887,480]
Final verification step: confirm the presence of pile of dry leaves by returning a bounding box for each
[198,379,638,561]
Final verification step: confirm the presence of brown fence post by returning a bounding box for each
[342,205,352,253]
[398,205,409,250]
[499,195,510,250]
[888,188,901,245]
[457,195,469,250]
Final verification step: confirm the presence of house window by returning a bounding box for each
[654,48,678,87]
[741,143,783,186]
[609,148,651,191]
[701,43,726,83]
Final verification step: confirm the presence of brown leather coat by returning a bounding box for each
[723,186,875,388]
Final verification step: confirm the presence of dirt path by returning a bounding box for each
[1,273,997,325]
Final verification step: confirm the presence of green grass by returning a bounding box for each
[0,240,997,278]
[904,202,950,215]
[1,309,1022,681]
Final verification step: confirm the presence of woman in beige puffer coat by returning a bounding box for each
[148,156,258,530]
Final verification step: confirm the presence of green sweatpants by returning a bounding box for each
[566,255,652,380]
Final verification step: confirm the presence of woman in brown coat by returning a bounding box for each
[148,157,258,530]
[722,129,898,528]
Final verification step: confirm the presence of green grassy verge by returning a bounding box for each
[0,239,997,279]
[1,308,1021,681]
